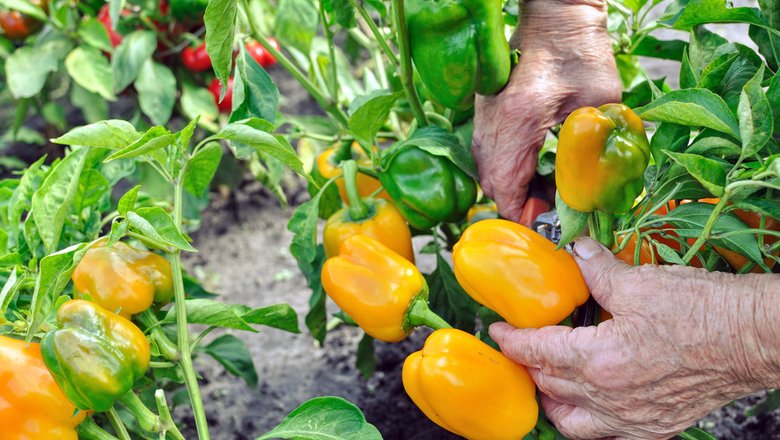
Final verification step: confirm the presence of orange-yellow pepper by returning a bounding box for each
[453,219,589,328]
[316,144,388,205]
[323,198,414,262]
[613,233,656,266]
[72,240,173,318]
[556,104,650,213]
[321,234,426,342]
[0,335,87,439]
[403,329,538,440]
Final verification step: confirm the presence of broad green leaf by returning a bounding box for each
[239,303,300,333]
[112,30,157,92]
[257,397,382,440]
[665,151,726,196]
[323,0,356,28]
[181,82,219,130]
[635,89,739,138]
[106,129,175,161]
[348,90,401,145]
[687,27,729,78]
[426,253,479,331]
[391,126,478,179]
[555,192,588,248]
[660,0,774,34]
[6,38,72,98]
[65,46,116,100]
[73,169,110,212]
[231,47,280,123]
[127,207,197,252]
[52,120,141,149]
[184,143,223,196]
[32,149,88,252]
[216,121,304,175]
[204,0,237,87]
[117,185,141,215]
[135,60,177,125]
[78,17,113,52]
[201,335,258,387]
[631,35,686,60]
[738,66,772,157]
[274,0,318,54]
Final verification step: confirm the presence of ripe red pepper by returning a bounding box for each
[518,196,550,228]
[182,43,212,72]
[0,0,46,40]
[98,4,123,47]
[245,38,279,67]
[209,77,234,113]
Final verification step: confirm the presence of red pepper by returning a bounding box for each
[98,4,123,47]
[209,77,234,113]
[182,43,212,72]
[518,197,550,228]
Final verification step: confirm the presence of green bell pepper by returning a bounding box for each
[405,0,511,110]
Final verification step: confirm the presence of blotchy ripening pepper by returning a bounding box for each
[41,299,151,412]
[405,0,511,110]
[453,219,590,328]
[556,104,650,213]
[0,335,87,439]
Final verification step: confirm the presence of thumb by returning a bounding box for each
[573,237,632,311]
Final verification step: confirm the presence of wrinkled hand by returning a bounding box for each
[490,238,779,440]
[472,0,621,221]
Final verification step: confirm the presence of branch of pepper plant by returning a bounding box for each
[318,1,340,103]
[391,0,428,127]
[348,0,400,65]
[240,0,350,128]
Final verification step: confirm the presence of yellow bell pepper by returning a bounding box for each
[0,335,87,439]
[453,219,589,328]
[316,143,388,205]
[403,329,538,440]
[321,234,427,342]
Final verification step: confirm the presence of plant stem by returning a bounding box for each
[318,1,340,102]
[137,309,179,361]
[595,212,615,248]
[118,391,160,433]
[406,298,451,331]
[343,160,370,220]
[171,178,210,440]
[155,390,187,440]
[682,196,729,264]
[241,0,349,128]
[391,0,428,127]
[107,407,131,440]
[348,0,399,65]
[78,418,119,440]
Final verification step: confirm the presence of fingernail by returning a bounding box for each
[574,237,604,260]
[488,322,512,339]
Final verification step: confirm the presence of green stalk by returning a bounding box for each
[343,160,370,220]
[78,418,119,440]
[107,407,131,440]
[241,0,349,128]
[406,298,451,330]
[334,139,354,162]
[595,212,615,248]
[118,391,160,433]
[171,178,210,440]
[137,309,179,361]
[682,196,729,264]
[318,1,340,102]
[348,0,399,65]
[155,390,187,440]
[391,0,428,127]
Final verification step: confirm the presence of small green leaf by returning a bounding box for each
[664,151,726,196]
[204,0,237,86]
[65,46,116,101]
[117,185,141,215]
[738,65,772,157]
[274,0,319,54]
[78,18,113,52]
[426,253,479,332]
[348,90,401,145]
[127,207,197,252]
[216,120,304,176]
[136,60,177,125]
[184,143,223,196]
[231,47,280,123]
[555,192,588,248]
[181,81,219,130]
[257,396,382,440]
[107,217,128,248]
[112,30,157,92]
[52,120,142,149]
[106,130,175,161]
[6,38,72,98]
[391,126,478,179]
[201,335,259,387]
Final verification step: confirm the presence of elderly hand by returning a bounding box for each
[472,0,621,221]
[490,237,780,440]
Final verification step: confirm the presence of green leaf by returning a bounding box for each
[27,241,93,342]
[635,89,739,138]
[216,120,304,175]
[184,143,223,196]
[201,335,259,387]
[70,84,110,123]
[78,17,113,52]
[73,169,110,212]
[135,60,177,125]
[117,185,141,215]
[111,30,157,92]
[231,47,280,124]
[731,198,780,220]
[6,38,72,99]
[257,397,382,440]
[107,217,128,248]
[165,299,297,332]
[52,120,142,149]
[325,0,356,28]
[677,427,717,440]
[426,253,478,332]
[0,0,47,19]
[348,90,401,145]
[239,303,300,333]
[650,123,690,167]
[555,192,588,248]
[65,46,116,101]
[679,50,697,89]
[32,149,88,252]
[106,129,175,161]
[274,0,319,54]
[181,82,219,130]
[631,35,686,60]
[127,207,197,252]
[738,65,772,157]
[355,333,376,379]
[204,0,237,86]
[664,151,727,196]
[653,241,686,265]
[660,0,773,34]
[391,125,478,179]
[0,268,23,317]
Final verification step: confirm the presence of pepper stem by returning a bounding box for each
[118,391,160,433]
[391,0,428,127]
[589,211,615,248]
[406,298,452,331]
[334,139,354,162]
[78,418,119,440]
[343,160,370,220]
[136,309,179,362]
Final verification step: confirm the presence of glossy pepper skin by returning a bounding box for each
[316,144,388,205]
[209,77,234,113]
[556,104,650,213]
[453,219,589,328]
[0,336,87,439]
[614,233,656,266]
[182,43,211,72]
[41,300,151,412]
[380,145,477,230]
[405,0,510,110]
[321,235,426,342]
[323,199,414,262]
[403,329,538,440]
[72,240,173,318]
